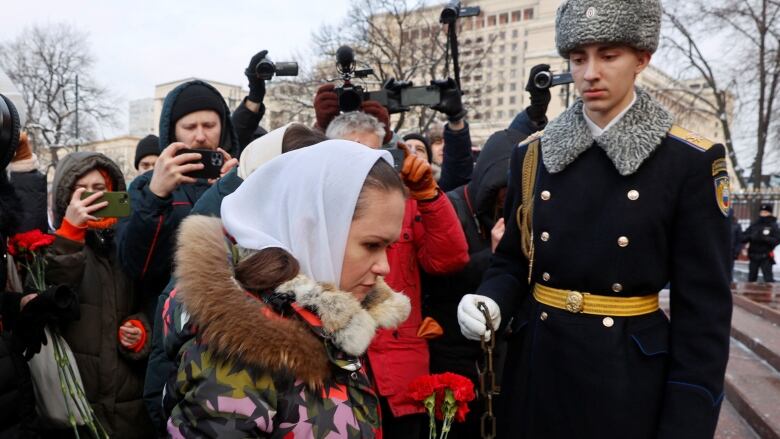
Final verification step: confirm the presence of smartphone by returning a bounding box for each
[388,148,405,172]
[400,85,441,107]
[174,148,224,180]
[81,191,131,218]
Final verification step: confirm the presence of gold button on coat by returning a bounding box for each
[541,191,551,201]
[612,283,623,293]
[542,272,551,281]
[540,312,548,321]
[618,236,629,247]
[541,232,550,242]
[603,317,614,328]
[627,190,639,201]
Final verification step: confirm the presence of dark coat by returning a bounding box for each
[142,168,242,432]
[9,165,48,234]
[231,97,264,155]
[438,122,474,192]
[743,216,780,259]
[479,130,732,438]
[46,152,154,438]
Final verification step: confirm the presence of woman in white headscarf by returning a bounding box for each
[163,140,411,438]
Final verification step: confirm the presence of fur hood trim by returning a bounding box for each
[8,155,39,173]
[174,216,410,387]
[542,87,674,176]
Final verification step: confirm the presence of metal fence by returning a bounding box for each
[732,190,780,227]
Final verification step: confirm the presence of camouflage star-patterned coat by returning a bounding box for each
[164,216,412,438]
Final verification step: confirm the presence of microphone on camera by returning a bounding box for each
[336,46,355,74]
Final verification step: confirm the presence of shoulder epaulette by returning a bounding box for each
[668,125,715,152]
[519,130,544,147]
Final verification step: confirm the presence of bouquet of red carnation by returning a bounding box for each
[408,372,476,439]
[7,230,56,292]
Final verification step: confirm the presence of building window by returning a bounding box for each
[487,72,492,81]
[498,97,504,106]
[499,58,505,66]
[485,111,492,119]
[487,59,493,67]
[464,17,473,30]
[498,84,505,92]
[500,31,506,40]
[513,29,519,39]
[499,13,509,24]
[512,43,518,51]
[524,8,534,20]
[411,29,419,39]
[500,45,505,53]
[510,69,517,78]
[510,96,516,105]
[488,15,497,26]
[476,36,484,43]
[498,110,505,118]
[510,83,517,92]
[512,10,521,22]
[486,98,492,106]
[511,56,517,64]
[477,16,485,29]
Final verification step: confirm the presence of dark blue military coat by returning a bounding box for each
[478,93,732,439]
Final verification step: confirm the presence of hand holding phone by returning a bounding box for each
[65,188,108,227]
[174,147,224,180]
[80,190,131,219]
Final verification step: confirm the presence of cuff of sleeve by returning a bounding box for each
[141,183,173,212]
[120,318,149,353]
[56,218,87,243]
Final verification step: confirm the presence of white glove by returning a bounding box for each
[458,294,501,341]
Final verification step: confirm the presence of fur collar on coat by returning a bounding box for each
[174,215,411,388]
[542,87,674,176]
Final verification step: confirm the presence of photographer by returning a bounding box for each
[44,151,154,438]
[114,81,239,429]
[314,84,394,147]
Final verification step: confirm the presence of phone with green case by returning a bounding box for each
[80,191,131,218]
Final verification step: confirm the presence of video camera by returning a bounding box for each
[532,70,573,89]
[0,94,21,166]
[251,55,299,81]
[332,45,449,114]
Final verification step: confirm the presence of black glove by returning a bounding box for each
[525,64,552,126]
[244,50,268,103]
[430,78,467,122]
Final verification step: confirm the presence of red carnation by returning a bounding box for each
[7,230,56,292]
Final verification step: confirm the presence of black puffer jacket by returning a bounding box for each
[46,152,154,438]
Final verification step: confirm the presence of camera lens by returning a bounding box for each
[533,71,552,89]
[0,94,21,169]
[255,59,276,80]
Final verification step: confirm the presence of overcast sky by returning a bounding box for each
[1,0,354,135]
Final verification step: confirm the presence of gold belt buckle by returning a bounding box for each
[565,291,584,313]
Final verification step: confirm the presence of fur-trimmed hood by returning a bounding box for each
[542,87,674,176]
[173,215,411,388]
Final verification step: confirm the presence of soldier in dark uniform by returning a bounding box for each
[456,1,733,438]
[743,203,780,282]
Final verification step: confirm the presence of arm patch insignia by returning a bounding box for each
[714,176,730,217]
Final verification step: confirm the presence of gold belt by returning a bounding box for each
[533,284,659,317]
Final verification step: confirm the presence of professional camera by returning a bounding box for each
[533,70,573,89]
[333,45,387,112]
[0,94,21,166]
[252,55,299,81]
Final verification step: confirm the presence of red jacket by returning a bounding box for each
[367,194,469,417]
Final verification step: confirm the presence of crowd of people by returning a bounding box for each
[0,0,739,438]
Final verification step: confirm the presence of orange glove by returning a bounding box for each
[400,143,439,201]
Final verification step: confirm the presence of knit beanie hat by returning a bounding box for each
[134,134,160,170]
[403,133,432,163]
[169,83,226,127]
[555,0,662,57]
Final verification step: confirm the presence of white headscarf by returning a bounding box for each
[221,139,394,286]
[237,123,292,180]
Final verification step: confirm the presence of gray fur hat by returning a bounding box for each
[555,0,662,57]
